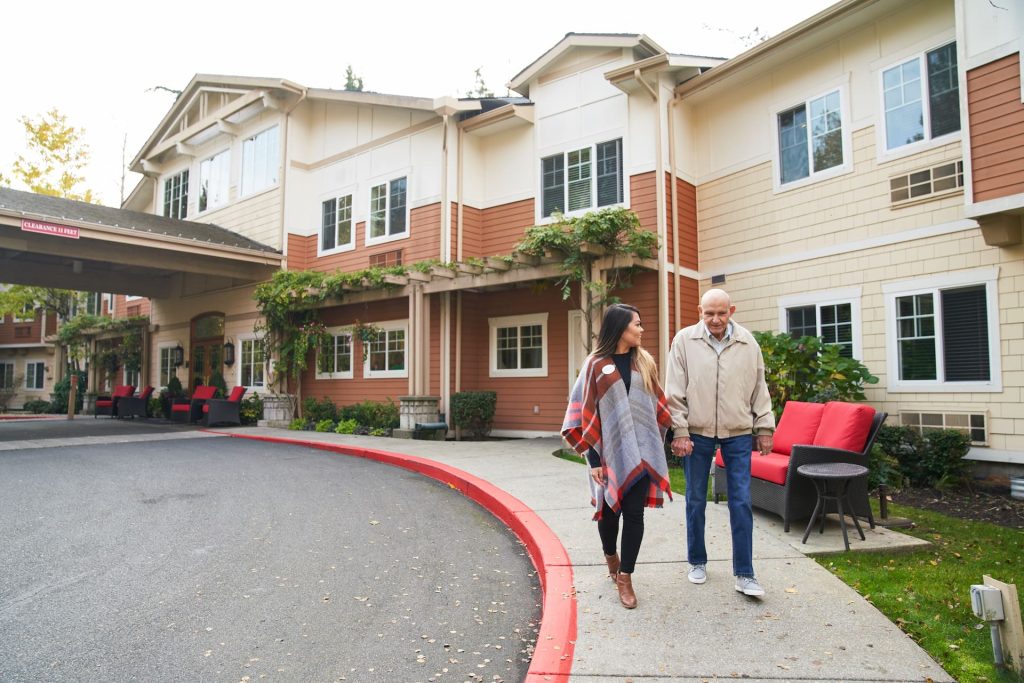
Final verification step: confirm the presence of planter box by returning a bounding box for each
[260,394,296,427]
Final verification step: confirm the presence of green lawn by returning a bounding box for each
[553,449,1023,682]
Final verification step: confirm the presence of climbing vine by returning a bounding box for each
[56,315,149,372]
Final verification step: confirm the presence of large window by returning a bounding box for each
[368,177,408,243]
[241,126,279,196]
[778,90,844,185]
[541,138,623,218]
[0,362,15,389]
[779,290,860,359]
[124,367,140,390]
[882,42,960,152]
[321,194,354,253]
[163,169,189,219]
[85,292,103,316]
[316,330,353,380]
[883,268,1000,392]
[199,150,230,212]
[25,361,45,390]
[489,313,548,378]
[159,346,176,388]
[240,338,266,388]
[364,321,408,378]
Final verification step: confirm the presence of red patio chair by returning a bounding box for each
[95,385,135,418]
[169,385,217,423]
[202,386,247,426]
[119,386,155,419]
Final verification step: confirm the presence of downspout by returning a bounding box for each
[668,95,681,335]
[278,84,307,267]
[439,114,451,417]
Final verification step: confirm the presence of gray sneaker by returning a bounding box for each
[687,564,707,584]
[735,575,765,596]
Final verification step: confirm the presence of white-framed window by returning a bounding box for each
[778,288,861,359]
[364,320,408,379]
[239,337,266,389]
[13,303,35,322]
[316,329,353,380]
[85,292,102,316]
[241,126,279,197]
[199,149,230,212]
[0,362,15,388]
[489,313,548,378]
[158,345,177,388]
[882,267,1001,392]
[900,411,988,446]
[367,177,408,244]
[320,193,355,254]
[25,361,45,390]
[163,169,189,219]
[106,293,116,315]
[541,138,624,218]
[881,41,960,153]
[124,366,140,389]
[777,89,848,186]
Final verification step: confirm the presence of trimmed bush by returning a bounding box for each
[334,419,358,434]
[451,391,497,439]
[875,424,971,488]
[303,396,338,424]
[51,369,87,414]
[288,418,306,431]
[23,398,52,414]
[340,399,399,430]
[209,371,228,399]
[315,418,336,432]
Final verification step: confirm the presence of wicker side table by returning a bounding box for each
[797,462,870,551]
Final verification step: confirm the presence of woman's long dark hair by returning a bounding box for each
[590,303,659,394]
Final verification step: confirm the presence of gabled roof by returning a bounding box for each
[507,33,666,96]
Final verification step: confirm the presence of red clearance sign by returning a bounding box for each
[21,219,80,239]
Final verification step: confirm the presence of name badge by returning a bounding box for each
[601,364,616,375]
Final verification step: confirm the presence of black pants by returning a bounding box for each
[598,474,648,574]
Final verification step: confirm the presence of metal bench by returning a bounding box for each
[414,421,448,440]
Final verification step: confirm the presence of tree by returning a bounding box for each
[344,65,364,92]
[0,286,79,321]
[467,67,494,98]
[0,108,97,203]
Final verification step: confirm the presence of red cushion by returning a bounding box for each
[227,386,245,402]
[812,402,876,452]
[749,452,791,485]
[171,403,191,412]
[773,402,825,456]
[138,386,154,401]
[112,385,135,398]
[96,399,113,407]
[192,386,217,400]
[202,404,209,413]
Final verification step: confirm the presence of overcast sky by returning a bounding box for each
[1,0,836,206]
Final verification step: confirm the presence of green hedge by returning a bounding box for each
[451,391,497,439]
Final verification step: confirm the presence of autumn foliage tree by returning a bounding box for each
[0,108,96,203]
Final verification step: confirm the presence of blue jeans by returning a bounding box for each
[684,433,754,577]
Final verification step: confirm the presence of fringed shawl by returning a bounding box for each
[562,355,673,520]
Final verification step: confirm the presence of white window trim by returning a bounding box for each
[363,319,409,379]
[123,365,141,388]
[318,190,357,256]
[237,334,268,390]
[24,360,45,391]
[771,82,854,194]
[489,312,549,378]
[240,125,280,198]
[364,175,411,247]
[126,295,142,302]
[162,167,190,219]
[882,266,1002,393]
[876,41,962,164]
[197,148,231,213]
[106,293,116,314]
[777,287,862,359]
[536,135,629,224]
[157,342,179,389]
[0,361,15,387]
[13,305,34,323]
[316,328,354,380]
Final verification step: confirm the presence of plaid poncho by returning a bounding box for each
[561,355,673,520]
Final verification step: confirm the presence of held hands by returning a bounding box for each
[590,467,606,486]
[756,434,773,456]
[670,436,693,457]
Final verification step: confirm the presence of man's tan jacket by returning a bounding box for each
[665,320,776,439]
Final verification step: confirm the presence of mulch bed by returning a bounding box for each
[888,484,1024,530]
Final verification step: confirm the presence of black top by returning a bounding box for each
[587,352,632,468]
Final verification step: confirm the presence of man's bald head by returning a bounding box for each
[698,288,736,341]
[701,288,732,308]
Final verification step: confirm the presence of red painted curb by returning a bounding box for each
[213,432,577,680]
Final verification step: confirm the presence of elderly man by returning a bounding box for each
[665,288,775,597]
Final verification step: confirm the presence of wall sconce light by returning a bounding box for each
[173,344,185,367]
[224,341,236,367]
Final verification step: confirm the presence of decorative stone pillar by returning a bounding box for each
[260,393,296,428]
[393,395,441,439]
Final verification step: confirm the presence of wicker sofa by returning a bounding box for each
[713,401,887,532]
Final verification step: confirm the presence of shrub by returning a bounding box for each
[166,376,184,398]
[867,443,902,490]
[303,396,338,424]
[335,419,358,434]
[148,397,164,418]
[23,398,52,413]
[369,427,388,437]
[51,369,87,414]
[340,399,399,430]
[239,393,263,426]
[288,418,306,431]
[451,391,497,439]
[315,418,336,432]
[754,332,878,419]
[875,425,971,488]
[209,371,228,398]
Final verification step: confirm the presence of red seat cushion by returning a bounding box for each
[227,386,245,402]
[773,401,825,456]
[812,402,876,452]
[749,452,791,485]
[192,386,217,400]
[137,386,155,401]
[171,403,191,412]
[112,385,135,398]
[96,399,113,407]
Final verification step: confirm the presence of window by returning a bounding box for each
[106,293,116,315]
[240,338,266,388]
[241,126,279,196]
[779,290,861,359]
[0,362,14,389]
[364,321,408,378]
[489,313,548,378]
[321,194,354,253]
[882,42,960,151]
[541,138,623,218]
[163,169,189,219]
[316,331,353,380]
[159,346,176,387]
[369,250,403,268]
[13,303,35,322]
[124,367,140,389]
[890,160,963,204]
[778,90,843,184]
[199,150,230,212]
[85,292,102,316]
[25,361,45,390]
[883,268,1001,392]
[901,411,987,446]
[368,177,408,242]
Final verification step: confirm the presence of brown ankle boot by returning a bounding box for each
[604,553,620,581]
[616,571,637,609]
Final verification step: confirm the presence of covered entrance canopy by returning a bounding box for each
[0,187,282,298]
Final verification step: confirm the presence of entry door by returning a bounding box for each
[190,341,222,390]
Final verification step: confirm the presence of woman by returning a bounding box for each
[561,303,673,609]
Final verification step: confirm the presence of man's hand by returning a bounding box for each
[590,467,606,486]
[756,434,773,456]
[671,436,693,457]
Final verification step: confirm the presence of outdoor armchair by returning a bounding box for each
[94,385,135,418]
[119,386,155,419]
[202,386,247,426]
[169,385,217,423]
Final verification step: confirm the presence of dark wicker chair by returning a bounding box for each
[119,386,155,419]
[202,386,247,426]
[714,409,887,533]
[94,385,135,418]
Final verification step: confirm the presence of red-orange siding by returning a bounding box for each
[968,53,1024,201]
[455,203,484,260]
[479,199,535,257]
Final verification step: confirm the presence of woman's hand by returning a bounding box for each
[671,436,693,457]
[590,467,606,486]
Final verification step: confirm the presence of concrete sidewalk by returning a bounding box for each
[216,428,951,683]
